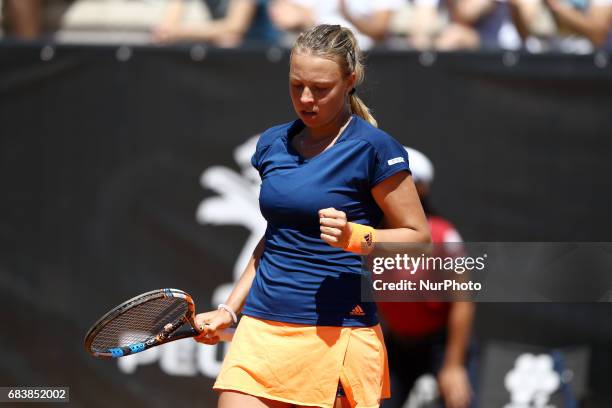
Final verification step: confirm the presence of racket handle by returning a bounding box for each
[218,328,235,342]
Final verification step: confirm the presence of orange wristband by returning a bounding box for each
[344,222,376,254]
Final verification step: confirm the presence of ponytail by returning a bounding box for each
[349,93,378,128]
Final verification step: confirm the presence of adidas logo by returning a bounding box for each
[363,232,373,247]
[350,305,365,316]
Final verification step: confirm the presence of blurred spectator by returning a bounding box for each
[0,0,212,44]
[153,0,280,47]
[402,0,449,50]
[435,0,526,50]
[378,147,477,408]
[2,0,44,40]
[385,0,444,50]
[510,0,612,52]
[269,0,404,50]
[388,0,457,50]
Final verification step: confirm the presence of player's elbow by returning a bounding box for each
[412,227,432,244]
[421,229,432,244]
[410,228,432,257]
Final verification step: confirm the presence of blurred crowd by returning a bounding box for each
[1,0,610,53]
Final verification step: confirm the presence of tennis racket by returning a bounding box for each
[84,288,235,359]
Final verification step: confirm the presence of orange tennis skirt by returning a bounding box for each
[213,315,390,408]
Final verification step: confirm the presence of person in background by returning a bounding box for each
[432,0,493,49]
[269,0,405,50]
[403,0,449,50]
[2,0,48,40]
[378,147,477,408]
[434,0,530,50]
[510,0,612,52]
[1,0,214,44]
[153,0,280,47]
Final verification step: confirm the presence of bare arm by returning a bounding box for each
[158,0,186,29]
[408,5,441,49]
[438,301,475,408]
[371,172,431,244]
[339,0,395,42]
[194,235,265,343]
[546,0,612,47]
[154,0,257,45]
[4,0,42,40]
[509,0,541,40]
[224,235,265,314]
[268,0,314,31]
[443,302,475,368]
[451,0,496,25]
[319,172,430,252]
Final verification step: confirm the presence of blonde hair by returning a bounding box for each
[291,24,378,128]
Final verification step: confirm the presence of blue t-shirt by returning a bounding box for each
[242,115,410,327]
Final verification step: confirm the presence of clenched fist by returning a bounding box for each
[318,207,352,248]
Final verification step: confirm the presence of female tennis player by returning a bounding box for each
[195,24,431,408]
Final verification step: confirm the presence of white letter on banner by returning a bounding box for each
[160,340,198,376]
[197,343,226,378]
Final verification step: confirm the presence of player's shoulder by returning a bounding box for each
[349,116,403,150]
[256,119,299,149]
[348,117,408,171]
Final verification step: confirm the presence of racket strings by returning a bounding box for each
[91,297,188,351]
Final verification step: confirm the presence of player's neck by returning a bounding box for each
[306,110,352,141]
